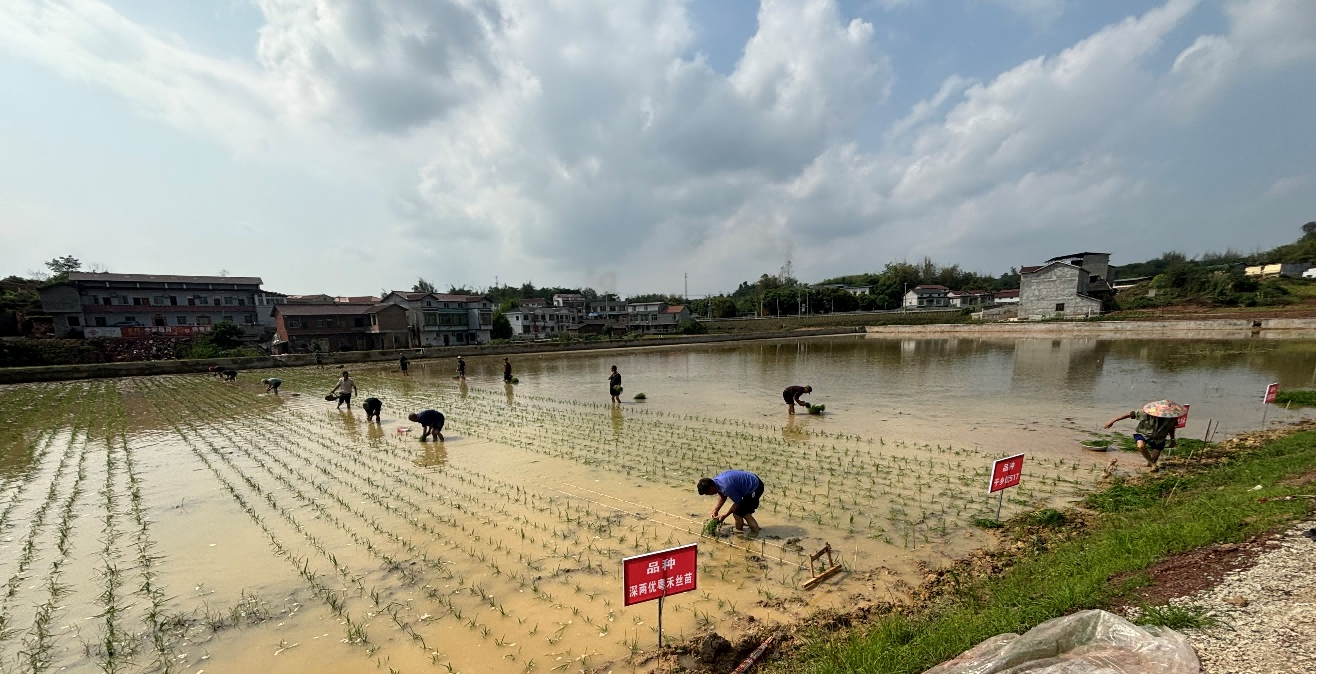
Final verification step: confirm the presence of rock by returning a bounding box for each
[1225,595,1250,607]
[696,633,731,664]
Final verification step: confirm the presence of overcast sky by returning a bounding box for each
[1,0,1312,297]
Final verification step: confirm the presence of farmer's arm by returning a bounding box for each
[1103,412,1133,429]
[710,495,727,519]
[330,381,341,393]
[719,499,741,522]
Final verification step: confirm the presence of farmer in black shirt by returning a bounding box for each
[782,385,812,415]
[608,365,622,404]
[408,409,445,441]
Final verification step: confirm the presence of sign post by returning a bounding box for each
[988,454,1024,521]
[623,543,698,647]
[1263,382,1279,426]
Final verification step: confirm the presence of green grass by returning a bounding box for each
[770,429,1315,674]
[1134,603,1222,630]
[1272,390,1315,407]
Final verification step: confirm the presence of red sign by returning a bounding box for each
[1176,404,1190,429]
[988,454,1024,494]
[622,543,697,606]
[120,325,212,338]
[1264,383,1279,404]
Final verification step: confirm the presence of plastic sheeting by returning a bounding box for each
[924,609,1201,674]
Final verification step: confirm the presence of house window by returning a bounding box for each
[187,298,196,306]
[95,317,107,327]
[102,297,112,306]
[353,317,365,328]
[370,314,378,326]
[154,315,166,326]
[316,319,326,328]
[244,314,255,325]
[132,297,145,306]
[68,316,81,327]
[1055,303,1066,312]
[213,299,221,306]
[176,316,188,325]
[170,296,178,306]
[237,299,245,306]
[197,316,212,326]
[224,297,235,305]
[424,301,431,307]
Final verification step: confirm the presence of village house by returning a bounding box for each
[272,303,408,353]
[38,272,285,339]
[992,288,1020,304]
[1018,258,1104,318]
[552,293,587,310]
[626,302,691,334]
[381,292,494,347]
[947,290,994,308]
[504,306,581,340]
[902,285,951,309]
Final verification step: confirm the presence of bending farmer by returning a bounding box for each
[262,377,282,394]
[1104,400,1182,471]
[697,470,765,535]
[408,409,445,441]
[362,397,383,423]
[782,385,812,415]
[330,371,358,410]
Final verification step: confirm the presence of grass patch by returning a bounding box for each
[1272,390,1315,407]
[970,517,1003,530]
[771,428,1315,674]
[1134,603,1222,630]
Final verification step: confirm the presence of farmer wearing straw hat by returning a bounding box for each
[1104,400,1183,471]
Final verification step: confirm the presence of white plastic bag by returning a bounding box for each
[924,609,1200,674]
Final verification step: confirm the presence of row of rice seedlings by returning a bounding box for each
[10,386,105,673]
[187,378,736,662]
[142,379,540,668]
[0,383,104,645]
[0,383,90,540]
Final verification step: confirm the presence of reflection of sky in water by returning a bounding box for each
[418,335,1313,441]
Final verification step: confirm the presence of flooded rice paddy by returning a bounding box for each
[0,335,1310,673]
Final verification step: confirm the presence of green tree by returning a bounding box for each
[44,255,81,281]
[678,319,707,334]
[491,312,513,340]
[208,321,246,349]
[412,278,437,293]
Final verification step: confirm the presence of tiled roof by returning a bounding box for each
[913,285,949,290]
[1044,252,1108,262]
[68,272,263,285]
[994,289,1020,298]
[661,304,687,313]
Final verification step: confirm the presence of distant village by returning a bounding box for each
[24,248,1314,354]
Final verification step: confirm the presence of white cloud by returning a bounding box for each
[0,0,1311,293]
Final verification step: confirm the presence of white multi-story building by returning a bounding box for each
[626,302,691,334]
[382,292,494,346]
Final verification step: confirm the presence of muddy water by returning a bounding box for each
[0,336,1309,674]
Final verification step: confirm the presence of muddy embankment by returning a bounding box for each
[864,317,1312,338]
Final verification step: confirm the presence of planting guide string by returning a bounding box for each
[526,479,809,570]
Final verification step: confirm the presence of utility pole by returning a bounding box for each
[684,273,688,303]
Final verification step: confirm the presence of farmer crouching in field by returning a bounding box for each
[330,371,357,410]
[262,377,282,394]
[362,397,383,423]
[782,385,812,414]
[408,409,445,441]
[1104,399,1183,472]
[698,470,765,535]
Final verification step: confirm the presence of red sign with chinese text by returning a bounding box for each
[1264,383,1279,404]
[988,454,1024,494]
[1176,404,1190,429]
[622,543,697,606]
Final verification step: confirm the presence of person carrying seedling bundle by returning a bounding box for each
[697,470,765,535]
[1103,399,1184,472]
[782,385,812,415]
[330,371,357,410]
[408,409,445,441]
[262,377,282,394]
[362,397,383,423]
[457,356,467,380]
[399,354,410,376]
[608,365,623,404]
[503,357,513,383]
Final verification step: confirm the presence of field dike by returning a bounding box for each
[734,420,1316,674]
[0,370,1107,674]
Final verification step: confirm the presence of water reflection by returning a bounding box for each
[611,405,624,437]
[413,443,448,469]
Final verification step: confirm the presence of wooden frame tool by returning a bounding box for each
[802,542,843,589]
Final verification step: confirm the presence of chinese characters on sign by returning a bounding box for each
[988,454,1025,494]
[1264,383,1279,404]
[622,543,697,607]
[1176,404,1190,429]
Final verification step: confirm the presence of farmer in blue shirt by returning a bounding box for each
[408,409,445,441]
[697,470,765,535]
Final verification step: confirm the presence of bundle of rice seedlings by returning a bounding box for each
[510,377,519,384]
[701,519,721,537]
[633,393,647,401]
[806,403,825,415]
[1080,439,1109,451]
[324,394,337,401]
[612,385,624,395]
